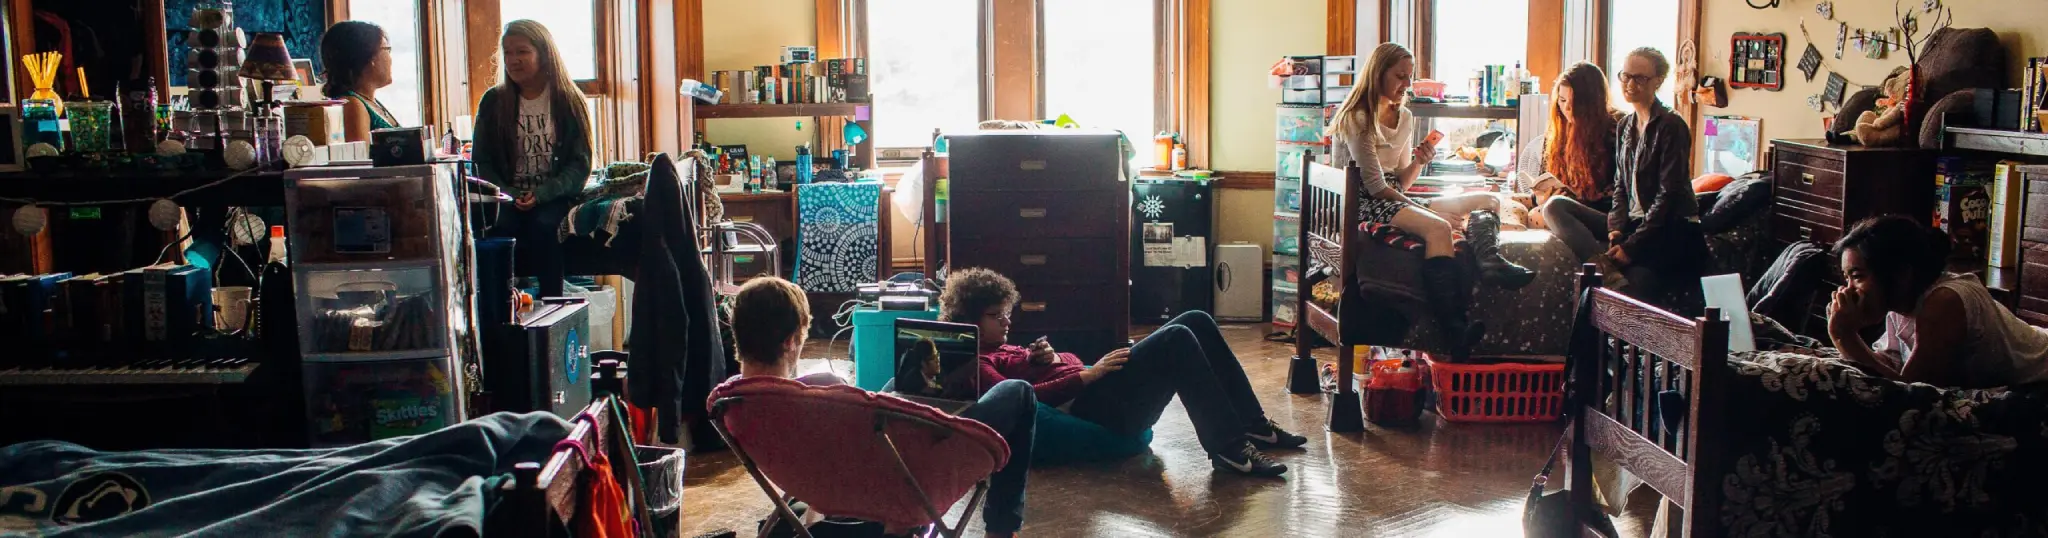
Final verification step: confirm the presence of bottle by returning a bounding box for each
[1171,144,1188,171]
[256,225,292,343]
[1153,132,1175,168]
[795,145,814,185]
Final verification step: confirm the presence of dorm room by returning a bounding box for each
[4,0,2048,536]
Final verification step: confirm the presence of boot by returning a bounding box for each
[1465,210,1537,289]
[1419,257,1485,362]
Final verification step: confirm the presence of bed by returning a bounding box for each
[1564,267,2048,537]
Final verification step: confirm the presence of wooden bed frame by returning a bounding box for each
[1289,155,1370,431]
[1566,265,1732,537]
[485,354,665,537]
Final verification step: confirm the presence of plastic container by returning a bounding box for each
[849,306,939,390]
[1364,358,1426,426]
[1426,355,1567,423]
[569,285,618,351]
[302,357,458,447]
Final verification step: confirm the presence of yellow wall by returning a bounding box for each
[702,0,816,161]
[1699,0,2046,144]
[1211,0,1326,254]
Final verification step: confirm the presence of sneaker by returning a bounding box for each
[1211,442,1288,477]
[1246,419,1309,450]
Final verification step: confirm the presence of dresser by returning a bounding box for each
[948,131,1131,362]
[1768,139,1937,335]
[2012,165,2048,326]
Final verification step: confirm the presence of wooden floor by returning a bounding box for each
[680,323,1656,537]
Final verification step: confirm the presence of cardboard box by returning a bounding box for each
[1936,183,1991,263]
[1990,161,2026,268]
[285,104,346,146]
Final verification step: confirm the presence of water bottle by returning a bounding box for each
[795,145,814,185]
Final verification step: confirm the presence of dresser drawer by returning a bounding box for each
[948,191,1130,239]
[952,237,1124,285]
[1770,212,1843,245]
[949,132,1126,193]
[1010,284,1128,331]
[1773,157,1847,203]
[2019,245,2048,325]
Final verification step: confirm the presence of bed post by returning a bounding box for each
[1326,160,1366,433]
[1684,307,1731,538]
[1566,263,1601,527]
[1288,150,1322,395]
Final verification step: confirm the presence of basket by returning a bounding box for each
[1427,357,1566,423]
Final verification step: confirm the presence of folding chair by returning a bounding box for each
[706,376,1010,538]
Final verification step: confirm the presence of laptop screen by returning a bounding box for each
[890,319,981,399]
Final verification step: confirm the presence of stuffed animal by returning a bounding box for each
[1852,67,1913,147]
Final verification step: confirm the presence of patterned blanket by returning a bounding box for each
[1712,351,2048,537]
[795,182,883,293]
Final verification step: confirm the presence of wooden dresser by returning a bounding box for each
[2012,165,2048,326]
[947,131,1130,362]
[1768,139,1937,335]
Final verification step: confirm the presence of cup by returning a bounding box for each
[71,101,115,153]
[213,286,254,332]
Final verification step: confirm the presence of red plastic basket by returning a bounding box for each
[1426,357,1567,423]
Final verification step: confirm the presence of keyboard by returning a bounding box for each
[0,358,259,386]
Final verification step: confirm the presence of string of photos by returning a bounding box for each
[1793,0,1951,114]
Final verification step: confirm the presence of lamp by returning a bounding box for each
[239,33,296,82]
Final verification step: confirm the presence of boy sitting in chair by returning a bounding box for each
[730,277,1038,538]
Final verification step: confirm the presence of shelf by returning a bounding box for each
[1945,127,2048,157]
[1410,102,1519,120]
[0,169,285,206]
[715,189,794,201]
[697,103,871,120]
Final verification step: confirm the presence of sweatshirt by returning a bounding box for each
[944,345,1089,406]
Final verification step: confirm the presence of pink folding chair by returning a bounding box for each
[706,376,1010,538]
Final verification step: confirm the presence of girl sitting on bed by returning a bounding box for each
[1531,62,1622,262]
[473,20,594,300]
[1327,42,1536,360]
[1828,216,2048,388]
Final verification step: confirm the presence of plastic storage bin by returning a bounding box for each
[1426,356,1567,423]
[849,306,939,390]
[302,357,458,446]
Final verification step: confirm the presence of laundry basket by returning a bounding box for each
[1426,356,1566,423]
[637,445,686,538]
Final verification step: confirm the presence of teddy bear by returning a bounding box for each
[1851,67,1913,147]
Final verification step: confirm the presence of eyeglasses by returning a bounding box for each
[982,311,1013,322]
[1617,72,1658,86]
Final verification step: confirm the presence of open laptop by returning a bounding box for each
[888,319,982,414]
[1700,273,1758,353]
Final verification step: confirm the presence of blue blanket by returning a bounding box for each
[796,182,883,293]
[0,412,569,537]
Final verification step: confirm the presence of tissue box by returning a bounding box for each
[370,126,432,167]
[285,104,346,146]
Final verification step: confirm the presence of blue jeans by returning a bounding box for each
[1068,310,1266,455]
[957,379,1036,534]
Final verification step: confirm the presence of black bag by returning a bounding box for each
[1522,431,1619,537]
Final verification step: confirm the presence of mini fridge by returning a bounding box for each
[1129,177,1213,324]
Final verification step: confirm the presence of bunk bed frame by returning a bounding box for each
[1289,155,1368,430]
[486,354,652,537]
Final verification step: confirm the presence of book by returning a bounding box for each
[1990,161,2025,268]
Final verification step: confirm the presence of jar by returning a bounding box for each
[70,101,116,153]
[21,99,63,151]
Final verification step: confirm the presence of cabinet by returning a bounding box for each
[1767,139,1937,335]
[285,164,479,447]
[2013,165,2048,325]
[948,131,1130,362]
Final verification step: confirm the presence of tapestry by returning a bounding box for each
[165,0,326,87]
[795,182,881,293]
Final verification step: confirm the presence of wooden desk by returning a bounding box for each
[717,190,797,279]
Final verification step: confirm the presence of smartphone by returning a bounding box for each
[1422,130,1445,146]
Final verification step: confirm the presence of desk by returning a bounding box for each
[717,190,797,279]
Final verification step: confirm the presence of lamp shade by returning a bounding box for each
[239,33,297,81]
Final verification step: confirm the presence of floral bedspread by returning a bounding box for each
[1713,351,2048,537]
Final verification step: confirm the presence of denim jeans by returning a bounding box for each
[1068,310,1267,455]
[957,379,1036,533]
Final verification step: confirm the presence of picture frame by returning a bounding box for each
[0,104,23,172]
[1702,115,1762,177]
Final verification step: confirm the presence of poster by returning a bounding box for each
[1142,223,1175,267]
[1702,116,1763,177]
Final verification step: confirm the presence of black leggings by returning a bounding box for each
[1068,310,1268,455]
[487,199,572,299]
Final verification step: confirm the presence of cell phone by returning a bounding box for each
[1423,130,1445,146]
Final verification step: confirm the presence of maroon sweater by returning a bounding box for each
[942,345,1088,406]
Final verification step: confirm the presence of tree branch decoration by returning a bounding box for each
[1866,0,1952,66]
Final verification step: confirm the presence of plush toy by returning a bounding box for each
[1851,67,1913,147]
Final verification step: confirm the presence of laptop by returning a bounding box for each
[888,319,982,414]
[1700,273,1758,353]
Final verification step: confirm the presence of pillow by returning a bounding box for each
[1701,177,1772,235]
[1692,173,1736,194]
[1032,402,1152,464]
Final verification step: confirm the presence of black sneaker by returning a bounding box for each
[1211,442,1288,477]
[1246,419,1309,450]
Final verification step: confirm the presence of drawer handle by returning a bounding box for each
[732,216,755,223]
[1800,225,1815,240]
[1019,160,1047,171]
[1020,254,1048,266]
[1021,301,1047,312]
[1019,208,1047,218]
[1800,172,1816,186]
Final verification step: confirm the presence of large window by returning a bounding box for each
[499,0,599,82]
[1430,0,1527,91]
[1043,0,1157,165]
[1606,0,1680,106]
[347,0,424,126]
[866,0,979,149]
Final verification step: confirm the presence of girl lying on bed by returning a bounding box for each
[1824,216,2048,389]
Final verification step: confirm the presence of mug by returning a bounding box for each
[213,286,254,332]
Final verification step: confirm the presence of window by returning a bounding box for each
[347,0,424,126]
[1430,0,1528,90]
[1606,0,1680,106]
[1043,0,1156,165]
[498,0,600,81]
[865,0,979,149]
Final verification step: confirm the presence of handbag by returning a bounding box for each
[1522,429,1619,537]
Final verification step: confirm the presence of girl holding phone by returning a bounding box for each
[1327,42,1534,360]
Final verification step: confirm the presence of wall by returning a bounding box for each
[702,0,815,161]
[1210,0,1326,254]
[1699,0,2046,145]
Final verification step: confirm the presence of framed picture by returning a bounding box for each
[1702,115,1762,177]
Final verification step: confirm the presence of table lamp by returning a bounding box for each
[239,33,296,111]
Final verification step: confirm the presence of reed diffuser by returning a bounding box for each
[22,52,63,108]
